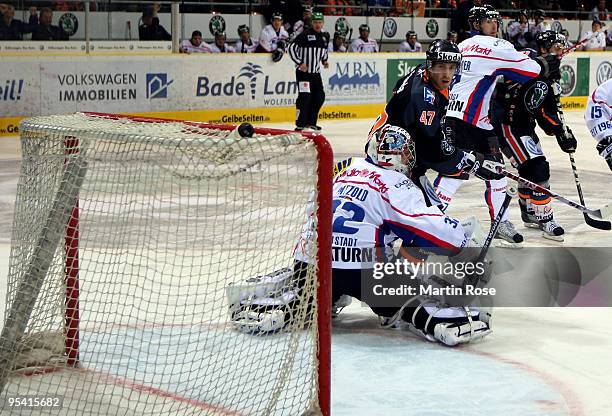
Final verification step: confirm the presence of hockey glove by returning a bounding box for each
[555,126,577,153]
[465,152,505,181]
[596,136,612,171]
[272,49,284,62]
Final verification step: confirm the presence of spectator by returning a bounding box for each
[506,9,530,49]
[235,24,259,53]
[257,12,289,52]
[0,4,37,40]
[138,7,171,41]
[589,0,610,22]
[180,30,212,53]
[398,31,422,52]
[31,7,68,40]
[580,19,606,51]
[447,30,458,44]
[328,30,347,52]
[325,0,353,16]
[209,31,236,53]
[350,24,378,52]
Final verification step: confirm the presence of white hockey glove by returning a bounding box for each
[597,136,612,171]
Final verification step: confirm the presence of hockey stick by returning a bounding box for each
[476,187,517,264]
[568,153,612,230]
[499,167,612,220]
[560,26,605,57]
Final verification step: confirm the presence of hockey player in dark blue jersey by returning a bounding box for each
[369,39,503,207]
[491,30,577,241]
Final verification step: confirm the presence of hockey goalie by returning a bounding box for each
[227,125,493,346]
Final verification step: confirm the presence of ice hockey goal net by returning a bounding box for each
[0,113,332,415]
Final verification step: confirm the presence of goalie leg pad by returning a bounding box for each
[401,302,492,346]
[226,268,300,335]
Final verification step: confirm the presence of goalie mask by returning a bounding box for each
[366,125,415,176]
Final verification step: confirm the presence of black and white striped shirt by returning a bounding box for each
[288,29,329,73]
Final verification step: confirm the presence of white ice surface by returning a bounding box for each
[0,111,611,415]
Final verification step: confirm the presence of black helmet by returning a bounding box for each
[237,24,249,35]
[359,24,370,32]
[518,9,528,18]
[468,4,501,31]
[271,12,283,21]
[334,31,346,39]
[533,9,545,18]
[426,39,461,68]
[407,30,417,39]
[536,30,566,52]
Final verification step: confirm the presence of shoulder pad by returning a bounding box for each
[334,157,354,177]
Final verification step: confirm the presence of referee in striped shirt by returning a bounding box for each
[288,12,329,131]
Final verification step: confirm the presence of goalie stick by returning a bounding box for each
[499,167,612,221]
[568,153,612,230]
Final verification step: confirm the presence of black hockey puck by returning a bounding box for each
[237,122,254,138]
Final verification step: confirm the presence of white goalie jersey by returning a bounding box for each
[446,35,541,130]
[585,78,612,144]
[294,158,469,269]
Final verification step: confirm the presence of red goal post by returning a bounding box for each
[0,112,333,416]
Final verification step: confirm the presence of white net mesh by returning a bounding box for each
[0,113,325,415]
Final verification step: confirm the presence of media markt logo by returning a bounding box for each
[146,73,173,99]
[596,61,612,85]
[559,65,576,96]
[209,15,226,36]
[426,19,439,38]
[383,18,397,38]
[239,63,263,99]
[59,13,78,37]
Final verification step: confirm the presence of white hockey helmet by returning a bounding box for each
[366,125,415,175]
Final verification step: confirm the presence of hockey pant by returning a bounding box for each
[433,120,508,221]
[295,71,325,128]
[497,124,554,222]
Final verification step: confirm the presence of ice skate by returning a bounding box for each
[494,220,524,248]
[540,219,565,242]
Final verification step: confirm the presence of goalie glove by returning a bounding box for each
[555,126,577,153]
[596,136,612,171]
[464,151,505,181]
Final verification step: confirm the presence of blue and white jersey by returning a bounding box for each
[586,78,612,145]
[446,35,541,130]
[294,158,468,269]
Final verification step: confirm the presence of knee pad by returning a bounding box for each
[517,157,549,184]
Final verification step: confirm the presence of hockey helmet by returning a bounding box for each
[311,12,324,22]
[468,4,501,31]
[359,24,370,33]
[536,30,566,52]
[426,39,461,68]
[237,24,250,35]
[407,30,417,39]
[271,12,283,21]
[334,31,346,40]
[366,125,415,175]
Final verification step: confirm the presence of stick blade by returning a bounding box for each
[584,213,612,230]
